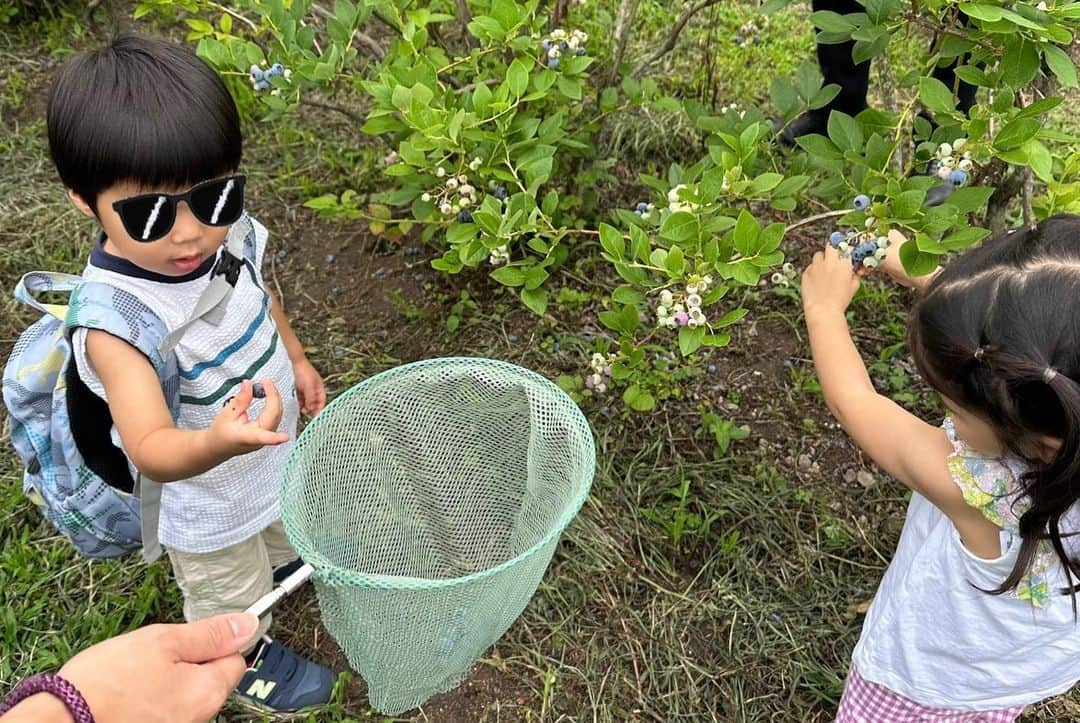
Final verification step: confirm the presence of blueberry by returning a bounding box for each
[507,333,519,343]
[599,405,610,415]
[734,34,742,45]
[829,231,845,247]
[548,58,560,69]
[541,39,551,50]
[753,35,762,45]
[494,186,508,200]
[576,48,586,56]
[636,202,649,213]
[251,382,266,399]
[325,253,335,263]
[458,211,473,223]
[949,169,968,186]
[275,249,287,262]
[707,364,717,374]
[853,194,871,211]
[551,342,560,351]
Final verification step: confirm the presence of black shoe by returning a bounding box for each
[775,112,828,147]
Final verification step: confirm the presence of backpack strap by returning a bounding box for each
[160,212,254,353]
[14,272,83,322]
[66,282,177,563]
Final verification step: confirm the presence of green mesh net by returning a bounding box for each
[280,357,595,715]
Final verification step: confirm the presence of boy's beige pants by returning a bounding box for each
[167,520,296,652]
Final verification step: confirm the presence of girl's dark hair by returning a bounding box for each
[46,35,241,212]
[910,214,1080,604]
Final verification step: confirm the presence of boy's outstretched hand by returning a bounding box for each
[802,244,860,317]
[207,379,290,459]
[292,358,326,416]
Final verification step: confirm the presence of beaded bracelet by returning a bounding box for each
[0,674,94,723]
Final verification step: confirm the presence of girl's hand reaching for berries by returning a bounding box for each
[802,243,860,317]
[876,229,942,292]
[205,379,290,461]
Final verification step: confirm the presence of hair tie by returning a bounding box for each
[973,346,985,361]
[1043,367,1058,383]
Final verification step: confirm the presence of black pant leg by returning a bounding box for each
[812,0,870,117]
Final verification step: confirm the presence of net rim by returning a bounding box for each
[280,356,596,591]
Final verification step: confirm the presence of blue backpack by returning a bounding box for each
[3,216,254,559]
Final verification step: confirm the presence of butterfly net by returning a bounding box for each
[280,357,595,715]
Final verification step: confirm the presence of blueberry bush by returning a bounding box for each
[134,0,1079,412]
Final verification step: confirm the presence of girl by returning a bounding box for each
[801,214,1080,721]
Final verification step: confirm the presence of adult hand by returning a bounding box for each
[802,243,861,317]
[56,613,256,723]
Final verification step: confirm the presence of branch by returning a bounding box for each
[456,0,476,50]
[986,162,1026,236]
[1022,167,1036,230]
[300,98,367,124]
[309,3,385,59]
[785,209,848,235]
[609,0,641,86]
[632,0,723,78]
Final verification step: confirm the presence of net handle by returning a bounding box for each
[244,563,315,617]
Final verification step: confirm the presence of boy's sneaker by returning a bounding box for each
[272,557,306,584]
[236,637,335,710]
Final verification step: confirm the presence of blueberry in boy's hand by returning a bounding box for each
[251,382,266,399]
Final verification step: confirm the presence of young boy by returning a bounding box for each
[45,35,335,710]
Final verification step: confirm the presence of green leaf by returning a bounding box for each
[1022,139,1053,183]
[630,225,651,262]
[557,75,583,100]
[612,286,645,305]
[714,307,749,328]
[491,266,526,287]
[1044,45,1078,88]
[733,210,760,256]
[810,10,857,33]
[795,133,843,160]
[660,211,697,243]
[679,325,705,355]
[944,186,994,214]
[599,223,625,260]
[623,384,656,412]
[891,189,926,218]
[520,288,548,316]
[827,111,863,153]
[899,238,940,277]
[770,77,799,115]
[958,3,1002,22]
[666,245,685,275]
[1002,38,1040,90]
[940,227,990,251]
[751,172,784,194]
[507,58,529,97]
[919,76,956,115]
[994,117,1041,150]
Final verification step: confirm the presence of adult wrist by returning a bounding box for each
[0,675,92,723]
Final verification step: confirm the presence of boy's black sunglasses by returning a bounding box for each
[111,174,246,243]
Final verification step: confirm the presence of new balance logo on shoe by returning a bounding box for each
[245,679,277,700]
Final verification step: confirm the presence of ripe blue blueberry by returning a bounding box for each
[853,194,871,211]
[949,169,968,186]
[707,364,717,374]
[507,333,519,343]
[541,39,551,50]
[829,231,845,247]
[325,253,335,263]
[576,48,586,56]
[494,186,509,200]
[458,211,473,223]
[548,58,560,69]
[635,202,649,214]
[734,34,743,45]
[599,405,610,415]
[251,382,266,399]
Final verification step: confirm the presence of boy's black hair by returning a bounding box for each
[46,35,241,212]
[910,214,1080,608]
